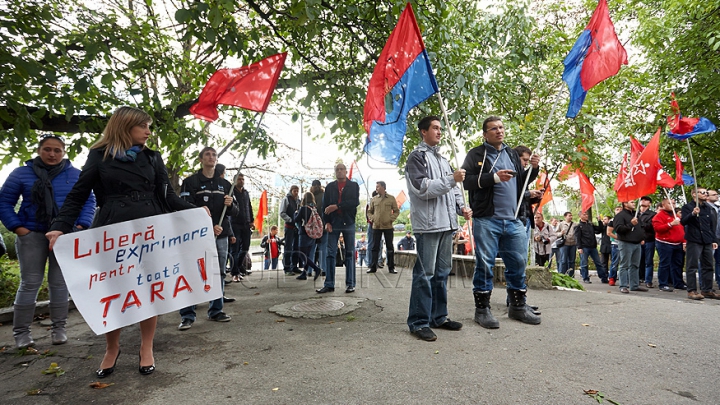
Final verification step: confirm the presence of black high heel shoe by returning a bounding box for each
[96,350,121,378]
[138,352,155,375]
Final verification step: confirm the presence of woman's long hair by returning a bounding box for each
[92,106,152,159]
[300,192,315,207]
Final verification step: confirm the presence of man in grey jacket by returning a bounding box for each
[405,116,472,342]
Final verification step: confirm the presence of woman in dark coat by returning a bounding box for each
[293,192,323,280]
[0,134,96,348]
[46,106,196,378]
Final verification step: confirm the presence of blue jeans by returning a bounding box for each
[317,231,328,272]
[282,226,299,271]
[643,241,655,283]
[358,253,367,267]
[558,245,577,276]
[472,217,527,291]
[655,241,684,288]
[580,247,608,282]
[15,232,68,306]
[366,224,374,265]
[407,231,452,331]
[714,247,720,288]
[609,244,619,279]
[180,236,227,320]
[325,223,356,289]
[618,240,641,290]
[264,257,279,270]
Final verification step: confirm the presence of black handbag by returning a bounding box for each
[556,223,571,247]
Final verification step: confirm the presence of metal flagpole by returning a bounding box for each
[218,112,267,226]
[685,139,700,213]
[436,92,474,252]
[515,86,565,218]
[662,188,679,220]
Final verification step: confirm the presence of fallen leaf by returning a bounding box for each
[26,389,42,395]
[254,292,260,295]
[89,382,115,389]
[275,319,285,323]
[582,323,590,327]
[243,362,249,365]
[255,310,262,313]
[328,321,335,324]
[41,362,65,377]
[434,350,439,354]
[272,387,279,391]
[648,343,657,348]
[584,390,599,395]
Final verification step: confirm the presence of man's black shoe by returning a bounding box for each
[345,286,355,293]
[411,327,437,341]
[388,269,397,274]
[209,312,231,322]
[178,319,193,331]
[292,268,303,275]
[366,268,377,273]
[223,296,236,303]
[316,286,335,294]
[435,319,463,331]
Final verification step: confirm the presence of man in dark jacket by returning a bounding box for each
[229,173,254,280]
[681,187,720,300]
[461,116,540,329]
[638,196,657,287]
[574,210,608,284]
[613,200,648,294]
[317,163,360,294]
[279,185,300,275]
[177,147,239,330]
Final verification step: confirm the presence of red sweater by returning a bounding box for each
[652,209,685,244]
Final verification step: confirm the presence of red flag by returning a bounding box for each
[656,167,676,188]
[576,170,596,213]
[347,160,365,186]
[395,190,407,208]
[557,163,576,181]
[190,52,288,122]
[630,136,645,164]
[535,172,553,211]
[254,190,268,234]
[616,128,662,202]
[674,151,684,186]
[613,153,628,192]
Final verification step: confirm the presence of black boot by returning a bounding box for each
[505,297,541,315]
[473,291,499,329]
[507,289,541,325]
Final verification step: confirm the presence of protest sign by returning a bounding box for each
[54,208,221,334]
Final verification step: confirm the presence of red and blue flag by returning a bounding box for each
[363,3,439,165]
[562,0,627,118]
[666,94,717,140]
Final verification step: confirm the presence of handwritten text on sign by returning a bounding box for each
[54,208,221,334]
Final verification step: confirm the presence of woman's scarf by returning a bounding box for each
[31,157,66,227]
[112,145,144,162]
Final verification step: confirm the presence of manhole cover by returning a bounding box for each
[291,299,345,312]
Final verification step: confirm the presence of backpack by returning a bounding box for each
[304,207,324,239]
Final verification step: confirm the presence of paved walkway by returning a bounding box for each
[1,264,719,404]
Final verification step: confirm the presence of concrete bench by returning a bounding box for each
[394,251,552,289]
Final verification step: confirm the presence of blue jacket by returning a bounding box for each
[0,159,96,232]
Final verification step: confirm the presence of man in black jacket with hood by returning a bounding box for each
[575,210,608,284]
[681,187,720,300]
[613,200,648,294]
[177,147,239,330]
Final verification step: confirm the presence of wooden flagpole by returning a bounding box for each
[514,87,565,218]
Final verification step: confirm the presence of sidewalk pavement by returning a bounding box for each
[1,264,719,405]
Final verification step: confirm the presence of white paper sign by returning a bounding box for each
[54,208,222,334]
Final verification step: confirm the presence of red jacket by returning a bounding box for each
[652,209,685,244]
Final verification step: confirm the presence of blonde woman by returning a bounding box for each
[46,106,197,378]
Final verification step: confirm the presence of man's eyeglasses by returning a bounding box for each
[699,191,708,195]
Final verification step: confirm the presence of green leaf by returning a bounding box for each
[174,8,192,23]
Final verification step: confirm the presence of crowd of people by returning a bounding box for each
[531,190,720,299]
[3,107,719,378]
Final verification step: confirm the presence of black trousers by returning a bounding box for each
[370,228,395,270]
